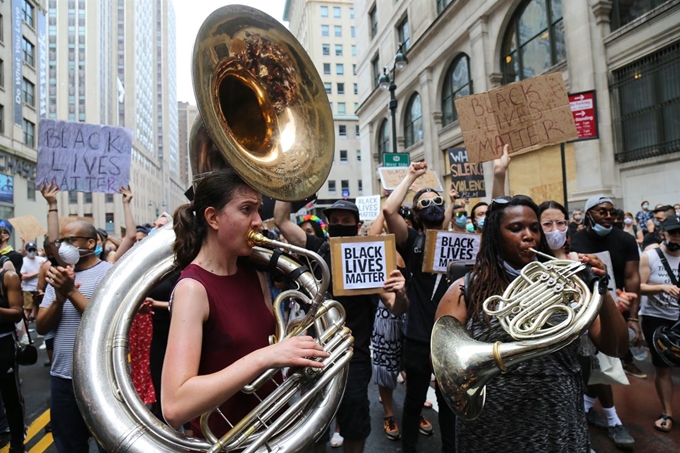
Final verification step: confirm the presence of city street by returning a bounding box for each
[3,325,680,452]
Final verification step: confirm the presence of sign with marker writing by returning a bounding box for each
[330,234,396,296]
[37,119,133,193]
[378,167,443,192]
[422,230,480,274]
[448,147,485,198]
[455,72,578,163]
[355,195,381,221]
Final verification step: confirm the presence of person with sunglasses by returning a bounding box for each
[435,195,628,453]
[449,202,468,234]
[382,161,457,453]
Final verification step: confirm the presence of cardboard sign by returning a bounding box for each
[330,235,396,296]
[378,167,443,192]
[37,118,133,193]
[422,230,480,274]
[448,148,485,198]
[8,215,46,242]
[455,72,578,163]
[355,195,381,221]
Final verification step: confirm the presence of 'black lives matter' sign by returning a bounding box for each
[422,230,480,274]
[37,118,132,193]
[330,235,397,296]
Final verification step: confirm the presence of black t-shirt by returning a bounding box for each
[1,250,23,277]
[570,228,639,290]
[568,221,582,237]
[305,234,376,363]
[397,228,449,343]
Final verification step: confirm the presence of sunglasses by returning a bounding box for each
[454,211,467,218]
[398,207,412,217]
[416,196,444,209]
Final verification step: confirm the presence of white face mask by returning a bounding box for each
[624,217,633,225]
[27,251,37,258]
[545,229,567,251]
[58,242,83,266]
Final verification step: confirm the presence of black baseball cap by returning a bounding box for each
[661,215,680,232]
[323,200,361,223]
[25,242,37,251]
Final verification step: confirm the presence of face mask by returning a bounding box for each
[676,210,680,217]
[573,214,582,221]
[545,229,567,251]
[653,219,661,227]
[328,224,358,238]
[642,204,649,210]
[95,244,103,256]
[28,251,36,258]
[613,222,623,229]
[624,218,633,225]
[665,240,680,252]
[58,242,82,266]
[476,217,485,231]
[148,227,158,235]
[466,223,475,233]
[454,214,467,228]
[588,214,613,236]
[418,205,446,227]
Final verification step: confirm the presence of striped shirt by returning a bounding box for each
[41,260,112,379]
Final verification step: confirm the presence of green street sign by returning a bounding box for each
[383,153,410,167]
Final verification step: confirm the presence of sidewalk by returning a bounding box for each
[589,356,680,452]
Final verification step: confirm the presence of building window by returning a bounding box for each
[0,60,4,87]
[321,25,329,37]
[353,83,358,95]
[322,44,330,56]
[323,63,331,75]
[398,17,410,52]
[335,44,343,56]
[353,64,357,75]
[404,93,423,148]
[334,25,342,37]
[23,0,35,27]
[328,180,336,192]
[23,119,35,147]
[338,102,346,114]
[372,56,381,88]
[610,0,667,31]
[358,180,363,192]
[333,6,341,18]
[320,5,328,17]
[26,180,36,201]
[22,78,35,107]
[350,7,355,19]
[341,180,349,191]
[0,105,3,134]
[23,37,35,66]
[355,125,360,137]
[369,5,378,39]
[340,150,348,162]
[339,125,347,137]
[356,149,362,162]
[336,63,344,75]
[105,194,114,203]
[84,192,92,203]
[437,0,454,14]
[442,54,472,126]
[352,45,357,57]
[106,212,115,235]
[501,0,565,84]
[351,26,356,38]
[0,15,3,42]
[324,82,332,94]
[337,83,345,94]
[69,191,78,204]
[610,42,680,163]
[378,119,390,156]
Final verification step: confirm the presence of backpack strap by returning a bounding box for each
[655,247,679,288]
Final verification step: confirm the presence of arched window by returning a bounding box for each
[442,54,472,126]
[404,93,423,148]
[501,0,565,84]
[378,119,390,156]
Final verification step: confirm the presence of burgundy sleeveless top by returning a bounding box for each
[178,263,281,438]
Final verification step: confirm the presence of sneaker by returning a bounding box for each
[586,408,608,430]
[419,415,433,436]
[383,416,401,440]
[622,362,647,379]
[608,424,634,449]
[330,432,344,448]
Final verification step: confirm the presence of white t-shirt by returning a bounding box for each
[21,255,47,292]
[639,248,680,321]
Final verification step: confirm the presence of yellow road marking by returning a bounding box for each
[0,409,52,453]
[28,433,53,453]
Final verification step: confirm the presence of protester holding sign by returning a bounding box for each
[274,198,407,453]
[382,161,456,453]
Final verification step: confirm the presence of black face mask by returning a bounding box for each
[613,222,623,229]
[418,205,446,227]
[665,240,680,252]
[328,224,358,238]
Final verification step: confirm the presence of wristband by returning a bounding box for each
[627,318,639,322]
[48,209,58,212]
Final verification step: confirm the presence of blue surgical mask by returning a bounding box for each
[476,217,485,231]
[454,215,467,228]
[466,223,475,233]
[148,227,157,235]
[95,244,103,256]
[592,222,612,236]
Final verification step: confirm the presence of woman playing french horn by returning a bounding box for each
[435,195,628,452]
[161,170,329,438]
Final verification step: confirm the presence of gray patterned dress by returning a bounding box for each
[455,315,589,453]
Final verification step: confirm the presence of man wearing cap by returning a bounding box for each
[642,205,676,251]
[0,227,23,273]
[21,242,46,322]
[570,195,640,449]
[274,198,407,453]
[382,161,457,453]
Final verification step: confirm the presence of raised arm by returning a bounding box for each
[490,144,510,199]
[442,187,461,231]
[384,162,427,248]
[379,269,409,316]
[107,186,137,262]
[273,201,307,248]
[40,183,67,267]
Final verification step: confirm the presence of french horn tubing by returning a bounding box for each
[73,5,347,452]
[431,251,604,420]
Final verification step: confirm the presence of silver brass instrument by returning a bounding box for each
[431,253,603,420]
[73,5,348,452]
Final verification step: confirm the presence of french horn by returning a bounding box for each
[73,5,348,452]
[431,253,604,420]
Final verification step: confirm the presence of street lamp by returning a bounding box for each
[378,43,408,154]
[149,200,166,218]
